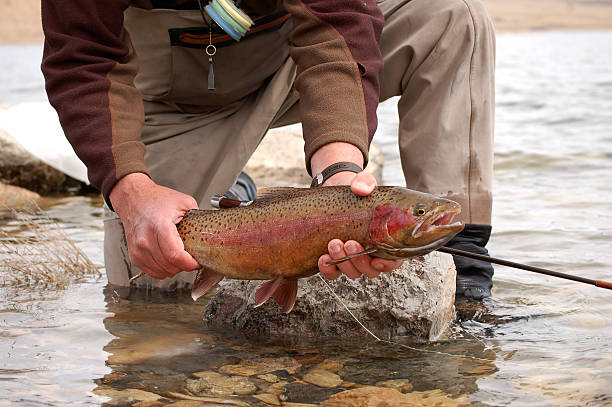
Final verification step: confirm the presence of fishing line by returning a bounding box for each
[315,274,495,364]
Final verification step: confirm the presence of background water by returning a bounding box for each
[1,31,611,406]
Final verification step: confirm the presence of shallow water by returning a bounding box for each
[1,31,612,406]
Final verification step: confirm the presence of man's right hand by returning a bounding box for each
[109,173,201,279]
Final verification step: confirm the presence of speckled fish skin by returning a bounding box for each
[177,186,464,282]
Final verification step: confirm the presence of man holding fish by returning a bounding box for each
[41,0,495,300]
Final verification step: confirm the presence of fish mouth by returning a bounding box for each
[377,233,460,259]
[411,205,463,239]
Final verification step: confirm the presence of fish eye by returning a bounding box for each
[414,204,427,216]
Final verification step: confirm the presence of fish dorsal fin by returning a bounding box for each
[325,247,379,266]
[191,268,224,301]
[254,187,302,201]
[272,279,298,313]
[254,276,284,307]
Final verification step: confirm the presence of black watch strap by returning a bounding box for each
[310,162,363,187]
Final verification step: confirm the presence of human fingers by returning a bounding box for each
[344,240,380,279]
[125,219,182,279]
[127,241,169,280]
[158,222,200,273]
[370,257,404,273]
[318,254,342,280]
[327,239,361,280]
[350,171,376,196]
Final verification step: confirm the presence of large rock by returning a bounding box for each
[0,181,40,209]
[203,252,456,341]
[0,128,69,194]
[244,127,383,187]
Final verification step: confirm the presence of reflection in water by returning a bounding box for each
[2,30,612,406]
[97,286,495,405]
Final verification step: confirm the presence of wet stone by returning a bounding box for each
[283,382,343,404]
[321,386,469,407]
[302,369,343,388]
[0,182,39,209]
[216,356,301,376]
[186,371,257,396]
[266,380,289,396]
[294,354,326,366]
[127,373,188,394]
[132,401,166,407]
[204,253,456,341]
[257,373,279,383]
[315,359,344,373]
[0,128,72,194]
[375,378,414,393]
[253,393,281,406]
[166,402,206,407]
[93,387,162,405]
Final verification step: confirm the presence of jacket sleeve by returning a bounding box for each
[282,0,384,173]
[41,0,149,207]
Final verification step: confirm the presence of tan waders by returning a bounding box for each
[104,0,496,289]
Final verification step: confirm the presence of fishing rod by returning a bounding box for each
[437,247,612,290]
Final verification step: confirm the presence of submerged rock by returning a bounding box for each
[302,369,343,388]
[321,386,469,407]
[253,393,282,406]
[203,252,456,341]
[92,387,162,405]
[375,379,414,393]
[186,371,257,396]
[216,357,301,376]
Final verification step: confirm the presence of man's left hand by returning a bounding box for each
[310,142,403,280]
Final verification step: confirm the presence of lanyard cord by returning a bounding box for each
[196,0,210,27]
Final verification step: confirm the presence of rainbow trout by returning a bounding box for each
[178,186,464,313]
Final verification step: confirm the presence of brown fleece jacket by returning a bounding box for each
[41,0,384,205]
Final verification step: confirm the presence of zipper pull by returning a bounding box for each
[207,49,216,91]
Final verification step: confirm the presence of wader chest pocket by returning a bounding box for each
[165,12,291,109]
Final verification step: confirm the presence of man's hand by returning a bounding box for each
[311,142,403,280]
[109,173,201,279]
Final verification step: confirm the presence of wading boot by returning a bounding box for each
[444,224,494,301]
[223,171,257,201]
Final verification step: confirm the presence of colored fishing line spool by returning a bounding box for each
[216,0,254,29]
[211,0,248,35]
[205,0,253,41]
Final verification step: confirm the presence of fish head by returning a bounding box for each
[368,188,464,258]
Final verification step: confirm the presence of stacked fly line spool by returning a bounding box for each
[204,0,254,41]
[196,0,254,89]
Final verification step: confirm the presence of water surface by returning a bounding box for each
[1,31,612,406]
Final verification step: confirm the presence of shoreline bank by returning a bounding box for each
[2,0,612,44]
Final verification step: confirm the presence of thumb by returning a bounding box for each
[350,171,376,196]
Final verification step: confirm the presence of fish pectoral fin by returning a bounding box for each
[325,247,379,266]
[254,276,284,307]
[272,279,298,313]
[191,268,224,301]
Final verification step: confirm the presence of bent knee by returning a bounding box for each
[445,0,495,40]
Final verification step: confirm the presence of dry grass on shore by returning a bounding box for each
[0,206,100,288]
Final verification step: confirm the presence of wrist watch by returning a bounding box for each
[310,162,363,187]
